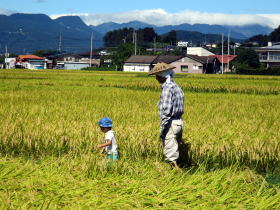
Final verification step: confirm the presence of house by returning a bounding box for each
[146,46,176,53]
[64,62,90,70]
[79,51,101,67]
[123,55,220,74]
[170,55,220,74]
[57,54,82,62]
[211,55,237,72]
[52,52,101,69]
[186,47,215,56]
[205,43,218,48]
[102,59,113,67]
[4,58,16,69]
[99,50,111,56]
[123,55,158,72]
[16,55,47,69]
[255,42,280,68]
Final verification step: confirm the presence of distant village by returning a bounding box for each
[2,41,280,74]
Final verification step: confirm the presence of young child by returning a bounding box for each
[97,117,118,160]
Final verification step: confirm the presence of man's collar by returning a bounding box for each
[161,79,173,88]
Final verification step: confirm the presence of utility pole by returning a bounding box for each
[221,33,224,74]
[123,37,126,44]
[5,45,8,58]
[228,30,230,56]
[133,31,137,55]
[153,37,156,52]
[58,33,62,52]
[90,32,93,67]
[228,30,230,72]
[5,45,8,69]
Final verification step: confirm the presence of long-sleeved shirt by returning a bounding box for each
[158,79,184,131]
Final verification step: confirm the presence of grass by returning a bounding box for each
[0,69,280,208]
[1,157,280,209]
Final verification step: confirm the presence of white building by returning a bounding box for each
[187,47,215,56]
[123,55,158,72]
[22,60,46,69]
[64,62,90,70]
[5,58,16,69]
[255,42,280,68]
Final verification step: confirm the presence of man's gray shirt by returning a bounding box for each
[158,79,184,134]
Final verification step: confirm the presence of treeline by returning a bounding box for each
[103,27,176,47]
[248,25,280,46]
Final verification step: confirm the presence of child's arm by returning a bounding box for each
[97,140,112,149]
[99,147,105,154]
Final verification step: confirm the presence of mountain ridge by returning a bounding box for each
[0,14,102,54]
[91,20,273,39]
[0,13,274,54]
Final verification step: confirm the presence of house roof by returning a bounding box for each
[187,46,215,55]
[256,45,280,51]
[125,54,218,65]
[79,51,100,57]
[125,55,158,64]
[210,55,237,64]
[18,55,45,60]
[185,54,216,64]
[59,53,82,58]
[153,55,183,64]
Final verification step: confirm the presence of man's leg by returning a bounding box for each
[163,120,182,163]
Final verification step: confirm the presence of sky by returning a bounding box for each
[1,0,280,28]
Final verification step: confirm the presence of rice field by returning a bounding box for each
[0,69,280,208]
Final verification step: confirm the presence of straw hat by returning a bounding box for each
[148,62,175,75]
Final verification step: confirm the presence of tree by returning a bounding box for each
[235,48,260,68]
[249,34,269,46]
[110,43,134,69]
[103,27,160,48]
[33,49,58,57]
[161,30,177,45]
[137,27,160,46]
[103,28,134,47]
[0,53,18,64]
[269,25,280,42]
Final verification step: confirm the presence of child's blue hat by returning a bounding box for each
[98,117,113,127]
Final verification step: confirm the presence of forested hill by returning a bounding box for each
[249,25,280,45]
[103,27,243,47]
[0,14,102,54]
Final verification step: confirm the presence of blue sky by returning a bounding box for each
[1,0,280,27]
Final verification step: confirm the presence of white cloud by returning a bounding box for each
[50,9,280,28]
[0,8,17,15]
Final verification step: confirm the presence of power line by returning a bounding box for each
[90,32,93,67]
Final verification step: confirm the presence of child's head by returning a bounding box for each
[98,117,112,133]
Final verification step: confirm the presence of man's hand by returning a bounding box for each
[159,125,168,140]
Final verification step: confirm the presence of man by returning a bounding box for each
[148,62,184,166]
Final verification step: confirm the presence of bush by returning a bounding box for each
[265,67,280,75]
[236,63,280,75]
[81,65,117,71]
